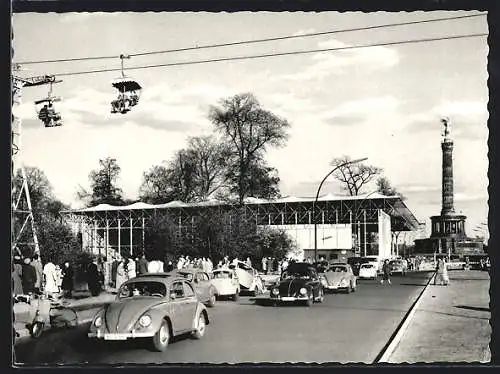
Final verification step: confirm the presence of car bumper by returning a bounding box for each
[270,296,309,302]
[88,330,155,340]
[324,285,349,290]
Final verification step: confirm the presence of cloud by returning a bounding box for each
[320,97,399,127]
[278,39,399,81]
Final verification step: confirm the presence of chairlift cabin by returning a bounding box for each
[34,79,63,127]
[110,54,142,114]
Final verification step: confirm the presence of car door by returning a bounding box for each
[182,281,198,325]
[199,272,213,300]
[169,281,189,333]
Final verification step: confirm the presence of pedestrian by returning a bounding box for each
[380,259,392,285]
[55,264,63,292]
[127,257,137,279]
[246,257,252,268]
[136,252,148,275]
[87,258,101,296]
[115,258,127,290]
[31,253,44,293]
[21,257,37,294]
[61,262,74,298]
[261,257,267,273]
[442,258,450,285]
[111,255,120,288]
[43,259,59,296]
[12,257,23,295]
[166,260,174,272]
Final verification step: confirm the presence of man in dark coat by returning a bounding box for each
[111,256,120,288]
[21,257,37,294]
[87,259,101,296]
[381,259,392,285]
[62,262,74,298]
[136,253,149,275]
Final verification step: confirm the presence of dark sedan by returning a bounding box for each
[269,262,324,307]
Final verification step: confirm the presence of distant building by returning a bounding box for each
[414,118,485,258]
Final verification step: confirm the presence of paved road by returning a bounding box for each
[14,271,433,365]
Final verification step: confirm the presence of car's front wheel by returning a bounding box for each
[191,313,206,340]
[152,320,169,352]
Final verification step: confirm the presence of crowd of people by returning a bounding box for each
[11,254,75,298]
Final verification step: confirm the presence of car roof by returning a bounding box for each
[172,269,204,274]
[124,274,186,285]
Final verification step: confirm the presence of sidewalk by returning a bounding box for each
[14,290,116,342]
[387,270,491,363]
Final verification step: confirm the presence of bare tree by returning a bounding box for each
[331,156,382,196]
[209,93,289,205]
[186,135,231,200]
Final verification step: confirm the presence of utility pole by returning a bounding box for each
[12,70,58,256]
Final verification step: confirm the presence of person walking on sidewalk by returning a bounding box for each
[12,257,23,296]
[43,260,59,296]
[136,253,149,276]
[32,254,44,293]
[21,257,37,294]
[87,258,101,297]
[61,262,74,298]
[381,259,392,285]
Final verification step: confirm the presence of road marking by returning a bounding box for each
[374,272,437,363]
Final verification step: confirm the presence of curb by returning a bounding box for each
[375,271,437,363]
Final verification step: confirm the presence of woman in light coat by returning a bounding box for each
[127,257,136,279]
[115,259,127,290]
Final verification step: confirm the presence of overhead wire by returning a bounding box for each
[50,32,487,77]
[13,12,487,66]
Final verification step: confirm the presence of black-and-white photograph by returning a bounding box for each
[11,10,490,365]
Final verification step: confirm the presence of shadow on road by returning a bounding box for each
[455,305,490,313]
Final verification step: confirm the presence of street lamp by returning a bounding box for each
[313,157,368,262]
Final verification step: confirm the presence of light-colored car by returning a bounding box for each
[229,260,265,295]
[320,264,357,293]
[171,269,217,307]
[358,263,378,279]
[211,268,240,301]
[88,274,209,352]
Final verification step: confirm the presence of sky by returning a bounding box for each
[12,11,489,239]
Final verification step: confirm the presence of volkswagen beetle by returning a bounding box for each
[269,262,324,306]
[171,269,217,307]
[211,268,240,301]
[320,264,357,293]
[87,274,209,352]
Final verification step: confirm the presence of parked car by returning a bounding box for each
[171,269,217,307]
[362,256,383,273]
[211,268,240,301]
[320,264,357,293]
[269,262,324,306]
[358,263,378,279]
[87,274,209,352]
[229,260,265,296]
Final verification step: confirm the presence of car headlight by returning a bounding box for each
[94,316,102,328]
[139,315,152,327]
[272,288,279,295]
[299,287,307,295]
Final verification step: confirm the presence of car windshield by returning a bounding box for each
[119,281,167,298]
[281,269,312,279]
[328,266,348,273]
[177,272,194,282]
[213,271,231,279]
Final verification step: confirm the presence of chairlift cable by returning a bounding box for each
[13,13,487,66]
[52,32,487,77]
